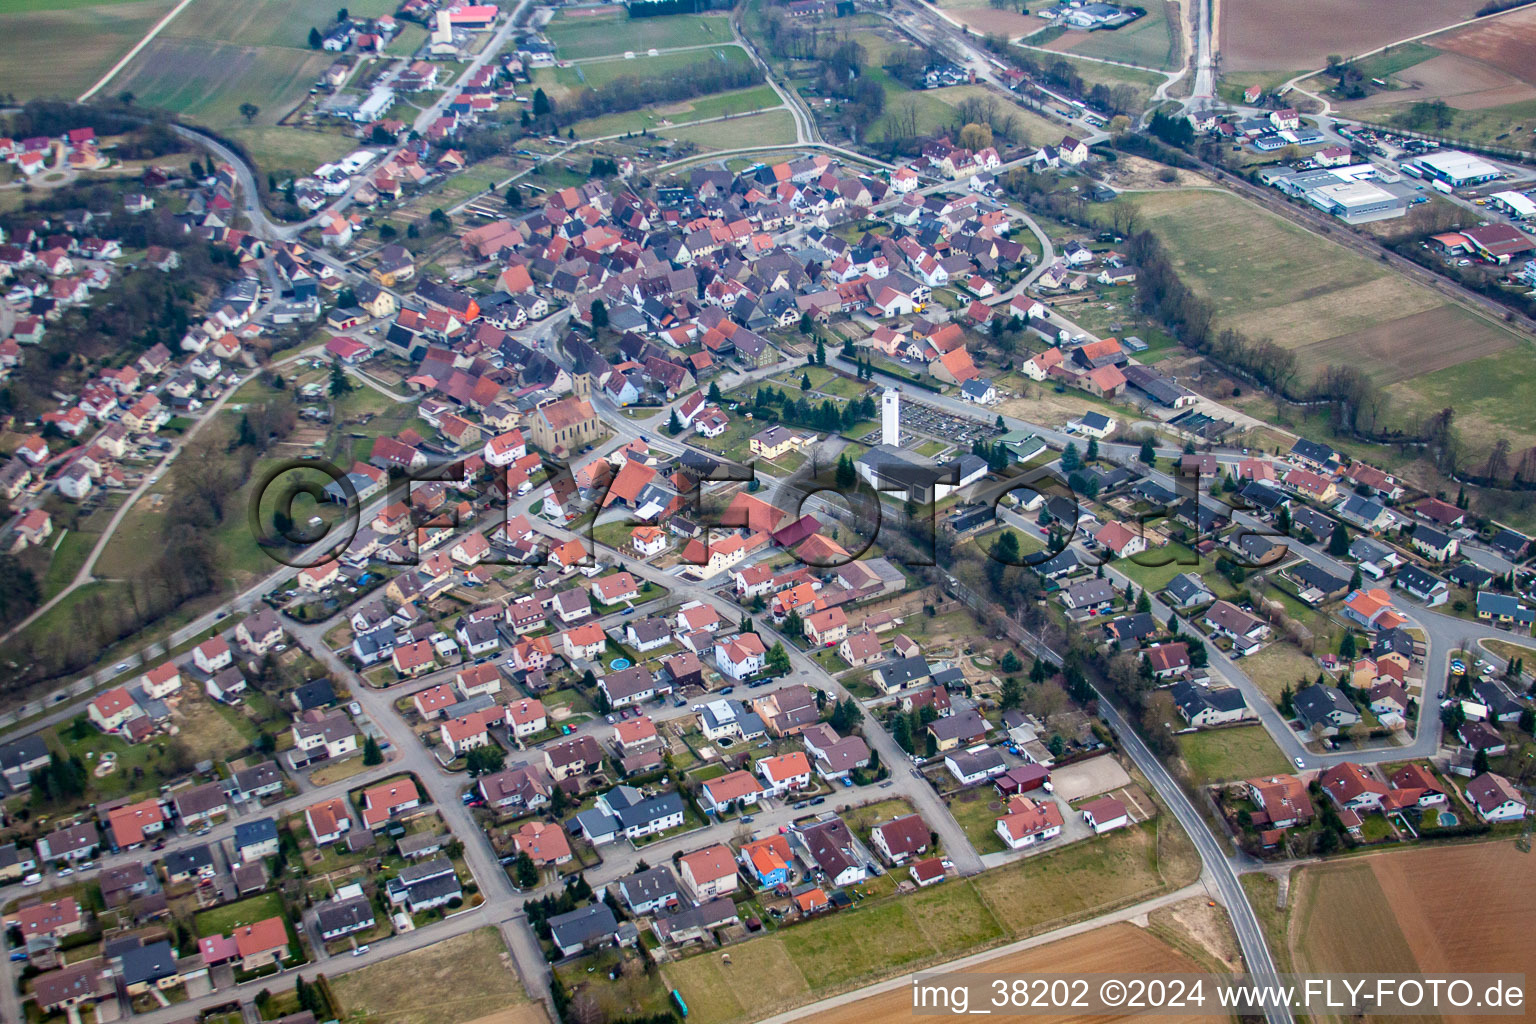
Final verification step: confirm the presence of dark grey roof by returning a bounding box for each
[118,940,177,987]
[1294,683,1355,725]
[617,865,680,909]
[163,844,214,876]
[875,655,931,687]
[291,678,336,710]
[317,895,374,935]
[549,903,618,948]
[1395,563,1446,595]
[234,817,278,847]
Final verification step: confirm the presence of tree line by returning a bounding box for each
[531,61,765,131]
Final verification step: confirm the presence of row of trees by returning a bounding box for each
[978,34,1145,116]
[529,61,765,132]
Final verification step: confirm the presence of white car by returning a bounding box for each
[1294,757,1306,769]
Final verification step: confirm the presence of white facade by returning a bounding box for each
[881,387,900,446]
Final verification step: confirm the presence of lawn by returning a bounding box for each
[1059,0,1180,69]
[195,891,285,938]
[1237,642,1320,705]
[945,787,1009,854]
[109,0,399,135]
[779,900,935,990]
[571,83,782,138]
[663,821,1194,1024]
[1041,51,1168,107]
[1382,339,1536,459]
[1112,543,1209,593]
[557,44,750,89]
[331,927,532,1024]
[973,820,1195,933]
[1121,189,1523,393]
[658,109,798,150]
[0,0,180,101]
[225,125,362,179]
[1175,725,1290,786]
[544,11,731,60]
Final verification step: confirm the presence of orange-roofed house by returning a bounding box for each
[505,698,548,740]
[632,525,667,558]
[1083,364,1126,398]
[304,797,352,845]
[740,834,792,887]
[360,778,421,828]
[804,606,849,647]
[141,661,183,699]
[89,686,141,734]
[931,346,978,385]
[107,798,166,849]
[1342,588,1406,632]
[392,639,436,677]
[1023,347,1064,381]
[700,769,765,813]
[233,917,290,971]
[678,843,738,900]
[995,795,1064,849]
[562,622,607,661]
[1283,467,1337,503]
[757,752,812,795]
[794,887,830,915]
[715,631,767,680]
[513,820,572,866]
[440,708,498,756]
[592,571,641,605]
[413,683,456,720]
[549,538,590,572]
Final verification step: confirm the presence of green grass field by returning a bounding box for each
[662,820,1196,1024]
[195,891,286,938]
[1042,52,1166,108]
[544,10,731,60]
[565,42,755,89]
[1112,543,1211,593]
[108,0,399,136]
[659,109,798,150]
[557,43,749,88]
[1060,0,1180,70]
[1176,725,1291,786]
[0,0,179,100]
[1122,189,1525,409]
[224,124,360,178]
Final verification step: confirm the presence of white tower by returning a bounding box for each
[881,387,900,447]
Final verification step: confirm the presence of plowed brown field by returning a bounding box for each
[1289,841,1536,1023]
[1220,0,1485,71]
[806,924,1205,1024]
[1437,6,1536,85]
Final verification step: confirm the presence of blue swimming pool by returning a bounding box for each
[1439,811,1458,827]
[609,658,632,671]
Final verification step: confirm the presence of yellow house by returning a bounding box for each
[749,425,800,460]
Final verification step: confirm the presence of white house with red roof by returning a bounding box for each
[88,686,142,734]
[136,666,181,706]
[757,752,812,794]
[192,636,232,675]
[360,778,421,828]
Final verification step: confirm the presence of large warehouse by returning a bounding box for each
[1411,150,1501,187]
[1261,165,1409,223]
